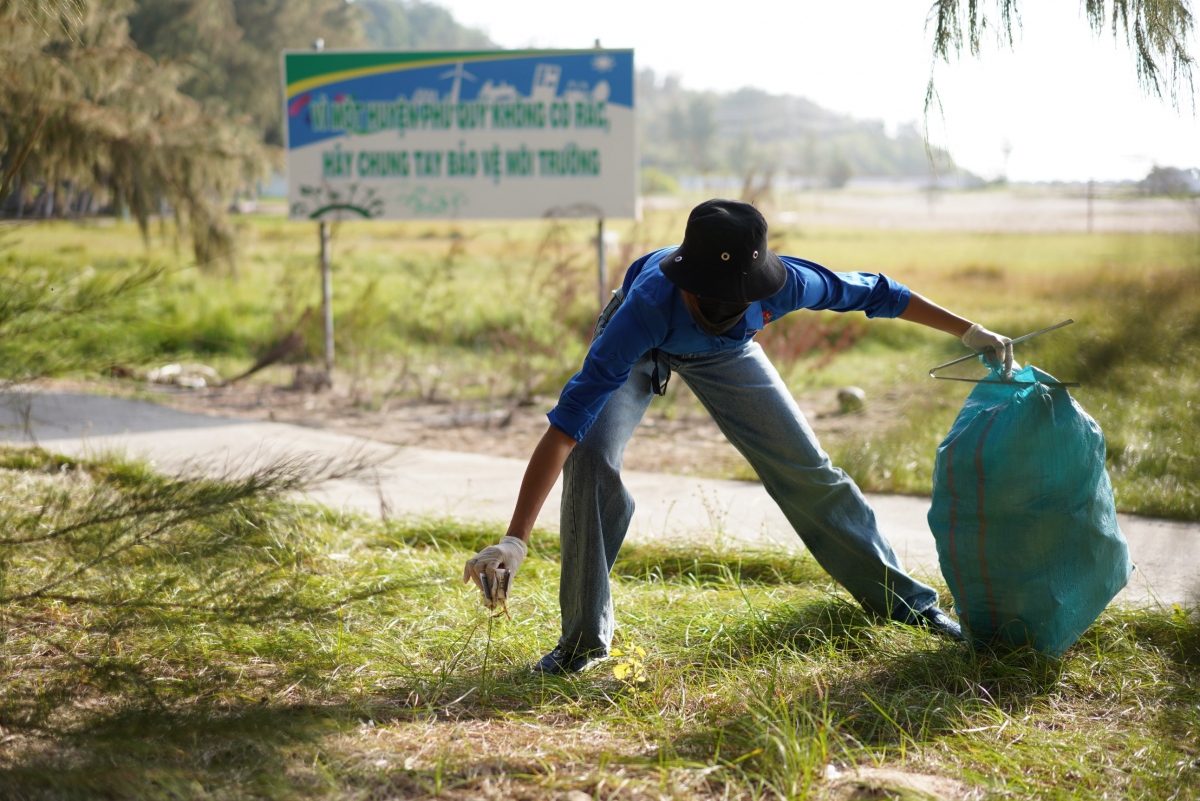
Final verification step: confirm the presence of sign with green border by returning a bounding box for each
[283,49,636,221]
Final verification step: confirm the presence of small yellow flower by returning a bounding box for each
[611,644,647,684]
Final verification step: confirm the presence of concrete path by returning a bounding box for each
[2,392,1197,608]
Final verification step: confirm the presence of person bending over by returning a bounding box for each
[464,199,1013,674]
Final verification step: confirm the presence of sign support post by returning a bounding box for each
[283,46,636,340]
[308,37,335,385]
[596,216,607,310]
[1086,179,1095,234]
[318,220,334,377]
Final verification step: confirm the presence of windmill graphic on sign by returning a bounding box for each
[440,61,477,103]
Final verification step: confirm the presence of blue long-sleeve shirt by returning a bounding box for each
[547,247,912,441]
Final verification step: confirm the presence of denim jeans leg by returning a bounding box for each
[675,342,938,620]
[558,354,656,656]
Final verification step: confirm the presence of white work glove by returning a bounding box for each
[463,535,527,611]
[962,323,1015,378]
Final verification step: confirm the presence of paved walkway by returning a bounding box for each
[2,392,1197,607]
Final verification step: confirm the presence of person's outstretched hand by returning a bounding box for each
[463,536,527,611]
[962,323,1015,378]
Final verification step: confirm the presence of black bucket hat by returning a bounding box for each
[660,199,787,302]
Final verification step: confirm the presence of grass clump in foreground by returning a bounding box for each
[1,448,1198,799]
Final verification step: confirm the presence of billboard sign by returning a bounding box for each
[283,49,635,221]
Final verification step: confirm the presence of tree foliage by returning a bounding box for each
[927,0,1196,111]
[0,0,505,266]
[0,0,267,266]
[1140,164,1200,193]
[359,0,493,50]
[0,252,160,390]
[0,448,376,619]
[126,1,492,147]
[667,95,720,176]
[127,0,368,147]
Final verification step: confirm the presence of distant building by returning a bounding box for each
[531,63,561,101]
[477,80,519,102]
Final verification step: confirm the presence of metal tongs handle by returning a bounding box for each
[929,319,1080,387]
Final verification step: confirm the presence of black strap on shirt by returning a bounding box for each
[601,261,673,397]
[649,348,670,396]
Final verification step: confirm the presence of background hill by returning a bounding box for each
[636,70,961,188]
[124,0,960,184]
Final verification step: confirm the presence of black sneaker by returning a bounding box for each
[915,606,965,641]
[532,646,603,675]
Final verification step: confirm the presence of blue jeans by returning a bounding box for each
[558,340,939,656]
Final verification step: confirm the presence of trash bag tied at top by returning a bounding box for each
[928,364,1132,656]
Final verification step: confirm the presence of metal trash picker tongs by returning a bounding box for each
[928,319,1080,388]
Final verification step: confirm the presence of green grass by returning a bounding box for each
[2,211,1199,517]
[0,448,1197,799]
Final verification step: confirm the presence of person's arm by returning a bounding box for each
[897,292,972,337]
[505,425,576,543]
[770,259,1013,371]
[462,275,664,605]
[899,291,1014,374]
[462,424,576,603]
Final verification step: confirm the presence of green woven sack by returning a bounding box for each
[928,364,1132,656]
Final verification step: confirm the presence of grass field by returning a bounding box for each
[0,448,1197,800]
[2,205,1198,518]
[2,208,1198,797]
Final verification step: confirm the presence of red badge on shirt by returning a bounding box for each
[763,311,773,323]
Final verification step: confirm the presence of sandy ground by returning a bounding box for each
[57,375,898,480]
[787,187,1200,233]
[7,389,1198,606]
[646,185,1200,233]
